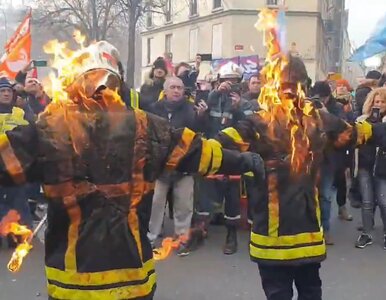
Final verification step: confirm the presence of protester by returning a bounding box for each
[140,56,168,112]
[355,87,386,249]
[117,61,140,109]
[354,70,382,117]
[333,79,354,221]
[0,41,264,299]
[241,74,261,112]
[219,53,386,300]
[0,77,32,248]
[175,55,201,95]
[311,81,348,244]
[148,77,208,256]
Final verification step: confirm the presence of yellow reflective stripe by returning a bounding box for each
[198,139,212,174]
[130,89,139,109]
[221,127,250,152]
[314,187,322,228]
[158,90,165,101]
[207,139,222,175]
[166,128,196,169]
[250,242,326,261]
[46,259,155,286]
[268,174,279,237]
[48,271,156,300]
[63,196,81,271]
[0,134,26,184]
[250,231,324,247]
[244,171,254,177]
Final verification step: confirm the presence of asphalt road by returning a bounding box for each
[1,205,386,300]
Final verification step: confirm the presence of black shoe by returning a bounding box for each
[176,243,190,257]
[355,234,373,249]
[186,228,205,252]
[223,226,238,255]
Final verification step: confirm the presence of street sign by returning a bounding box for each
[234,45,244,51]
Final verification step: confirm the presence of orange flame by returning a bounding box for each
[255,9,313,174]
[153,235,189,261]
[0,210,33,272]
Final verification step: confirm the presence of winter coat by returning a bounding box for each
[206,90,254,138]
[242,91,261,112]
[150,97,203,132]
[354,79,378,116]
[139,74,165,112]
[356,115,386,173]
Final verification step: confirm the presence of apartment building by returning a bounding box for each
[141,0,346,81]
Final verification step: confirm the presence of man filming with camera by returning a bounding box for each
[194,62,253,255]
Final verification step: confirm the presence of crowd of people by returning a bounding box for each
[1,43,386,299]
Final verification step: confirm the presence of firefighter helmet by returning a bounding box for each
[218,62,244,80]
[65,41,122,98]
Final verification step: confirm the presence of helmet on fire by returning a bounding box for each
[64,41,123,99]
[218,62,244,81]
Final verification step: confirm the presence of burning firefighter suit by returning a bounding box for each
[0,41,265,300]
[216,54,386,299]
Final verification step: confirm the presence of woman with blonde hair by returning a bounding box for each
[355,87,386,249]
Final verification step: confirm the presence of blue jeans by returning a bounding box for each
[319,164,336,233]
[0,186,32,227]
[358,169,386,234]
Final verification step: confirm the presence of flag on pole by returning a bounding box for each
[349,12,386,62]
[0,10,32,78]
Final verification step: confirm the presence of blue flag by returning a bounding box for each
[349,13,386,61]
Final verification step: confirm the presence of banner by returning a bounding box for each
[0,11,32,79]
[211,55,262,80]
[349,12,386,62]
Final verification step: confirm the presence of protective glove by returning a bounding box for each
[240,152,265,181]
[355,121,372,145]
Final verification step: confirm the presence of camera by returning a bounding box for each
[368,107,381,123]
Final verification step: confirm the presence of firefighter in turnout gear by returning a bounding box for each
[0,40,265,300]
[195,61,254,255]
[216,10,386,298]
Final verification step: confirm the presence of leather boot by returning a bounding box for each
[223,225,238,255]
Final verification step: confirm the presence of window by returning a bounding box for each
[147,38,153,65]
[212,24,223,59]
[213,0,222,9]
[165,34,172,55]
[146,11,153,28]
[165,0,172,23]
[266,0,279,6]
[189,28,198,60]
[190,0,198,16]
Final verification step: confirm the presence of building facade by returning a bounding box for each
[141,0,346,81]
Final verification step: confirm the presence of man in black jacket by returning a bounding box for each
[139,57,168,112]
[148,77,208,256]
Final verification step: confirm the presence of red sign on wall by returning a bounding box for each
[234,45,244,51]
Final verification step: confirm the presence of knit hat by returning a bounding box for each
[152,57,167,73]
[311,81,331,98]
[366,70,382,80]
[0,77,13,90]
[336,79,352,91]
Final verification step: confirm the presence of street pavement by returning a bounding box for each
[1,205,386,300]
